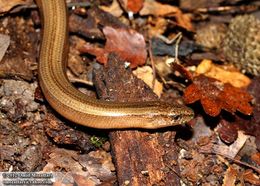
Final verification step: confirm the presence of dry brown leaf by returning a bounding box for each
[100,0,123,17]
[73,174,97,186]
[133,66,163,97]
[42,149,83,173]
[140,0,193,31]
[0,34,10,62]
[0,0,32,13]
[103,26,147,68]
[222,165,237,186]
[42,149,115,185]
[200,131,249,159]
[147,17,168,37]
[196,59,251,88]
[88,150,115,172]
[174,11,193,31]
[140,0,180,16]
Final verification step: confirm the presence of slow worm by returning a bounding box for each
[35,0,194,129]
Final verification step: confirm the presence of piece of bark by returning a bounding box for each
[0,16,35,81]
[44,113,96,152]
[93,53,181,185]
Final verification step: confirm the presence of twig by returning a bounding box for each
[157,33,182,45]
[161,32,182,67]
[165,164,181,178]
[69,77,93,87]
[155,33,185,85]
[195,5,260,14]
[174,33,182,65]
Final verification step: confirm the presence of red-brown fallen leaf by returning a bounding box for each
[80,43,108,64]
[216,114,258,147]
[221,83,253,115]
[103,26,147,68]
[217,119,238,144]
[80,26,147,68]
[208,77,260,147]
[242,169,260,185]
[170,62,193,81]
[184,75,253,117]
[127,0,144,13]
[251,152,260,166]
[119,0,144,13]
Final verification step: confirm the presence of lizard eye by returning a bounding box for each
[172,115,180,121]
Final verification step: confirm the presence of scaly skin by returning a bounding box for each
[35,0,194,129]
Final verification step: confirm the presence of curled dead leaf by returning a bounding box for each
[196,59,251,88]
[184,75,253,116]
[133,66,163,97]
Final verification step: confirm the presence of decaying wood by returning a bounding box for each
[93,53,181,186]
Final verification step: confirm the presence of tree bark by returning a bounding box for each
[93,54,181,186]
